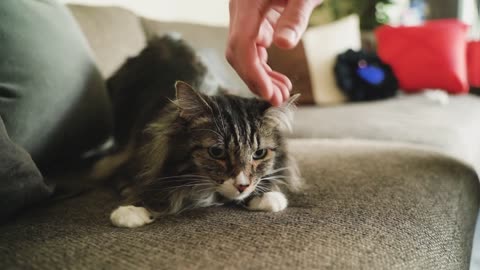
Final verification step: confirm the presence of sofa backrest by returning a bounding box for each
[68,5,147,78]
[67,4,248,94]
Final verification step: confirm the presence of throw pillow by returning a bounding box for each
[303,15,362,105]
[467,41,480,88]
[0,0,112,173]
[375,19,469,94]
[268,42,315,105]
[269,15,361,105]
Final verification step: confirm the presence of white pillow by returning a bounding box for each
[303,15,361,105]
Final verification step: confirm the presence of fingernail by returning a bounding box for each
[277,28,296,44]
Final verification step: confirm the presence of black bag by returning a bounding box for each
[334,49,399,102]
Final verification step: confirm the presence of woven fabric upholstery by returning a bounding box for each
[290,95,480,172]
[1,140,478,270]
[0,5,476,270]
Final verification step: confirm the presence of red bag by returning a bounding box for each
[376,20,469,94]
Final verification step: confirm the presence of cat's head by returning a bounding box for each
[174,81,299,201]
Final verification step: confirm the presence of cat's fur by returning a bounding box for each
[94,36,301,228]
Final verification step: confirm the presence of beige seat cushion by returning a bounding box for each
[1,139,478,269]
[68,5,147,78]
[290,94,480,173]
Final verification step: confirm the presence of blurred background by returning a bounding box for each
[60,0,479,33]
[59,0,230,25]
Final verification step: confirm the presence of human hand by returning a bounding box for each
[226,0,322,106]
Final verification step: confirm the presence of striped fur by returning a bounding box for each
[114,82,301,216]
[99,36,301,226]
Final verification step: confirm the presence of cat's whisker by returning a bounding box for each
[253,188,269,194]
[154,174,210,180]
[165,182,213,189]
[144,182,214,191]
[166,185,216,196]
[150,181,212,187]
[256,183,269,189]
[155,178,213,184]
[260,176,289,182]
[254,186,268,192]
[155,176,210,181]
[193,187,216,194]
[267,167,291,174]
[153,177,211,183]
[254,183,270,191]
[146,186,212,194]
[256,182,269,188]
[261,174,289,179]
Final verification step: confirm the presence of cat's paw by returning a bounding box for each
[247,191,288,212]
[110,205,154,228]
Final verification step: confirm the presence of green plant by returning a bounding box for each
[315,0,394,30]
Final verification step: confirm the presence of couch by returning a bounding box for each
[1,4,479,269]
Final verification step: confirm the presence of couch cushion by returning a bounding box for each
[0,0,112,171]
[291,94,480,171]
[0,139,477,269]
[68,5,147,78]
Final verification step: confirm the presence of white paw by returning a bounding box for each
[248,192,288,212]
[110,205,154,228]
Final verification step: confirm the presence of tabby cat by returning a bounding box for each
[94,36,301,228]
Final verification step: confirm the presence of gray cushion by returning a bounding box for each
[0,0,112,171]
[0,116,53,222]
[0,139,477,269]
[291,94,480,171]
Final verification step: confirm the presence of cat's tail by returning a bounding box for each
[90,145,133,181]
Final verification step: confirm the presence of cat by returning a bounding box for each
[93,35,301,228]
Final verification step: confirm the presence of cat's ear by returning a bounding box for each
[263,94,300,132]
[175,81,211,120]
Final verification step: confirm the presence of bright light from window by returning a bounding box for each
[59,0,230,26]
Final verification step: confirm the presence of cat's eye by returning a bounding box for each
[208,146,226,159]
[252,149,268,160]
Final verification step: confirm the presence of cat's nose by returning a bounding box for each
[235,184,249,193]
[234,172,250,193]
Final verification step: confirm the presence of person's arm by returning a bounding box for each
[226,0,322,106]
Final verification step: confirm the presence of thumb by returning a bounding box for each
[274,0,317,49]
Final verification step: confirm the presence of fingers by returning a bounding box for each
[227,0,309,106]
[227,0,276,102]
[256,8,282,49]
[257,46,268,64]
[274,0,321,49]
[259,48,291,105]
[256,20,274,47]
[269,70,291,101]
